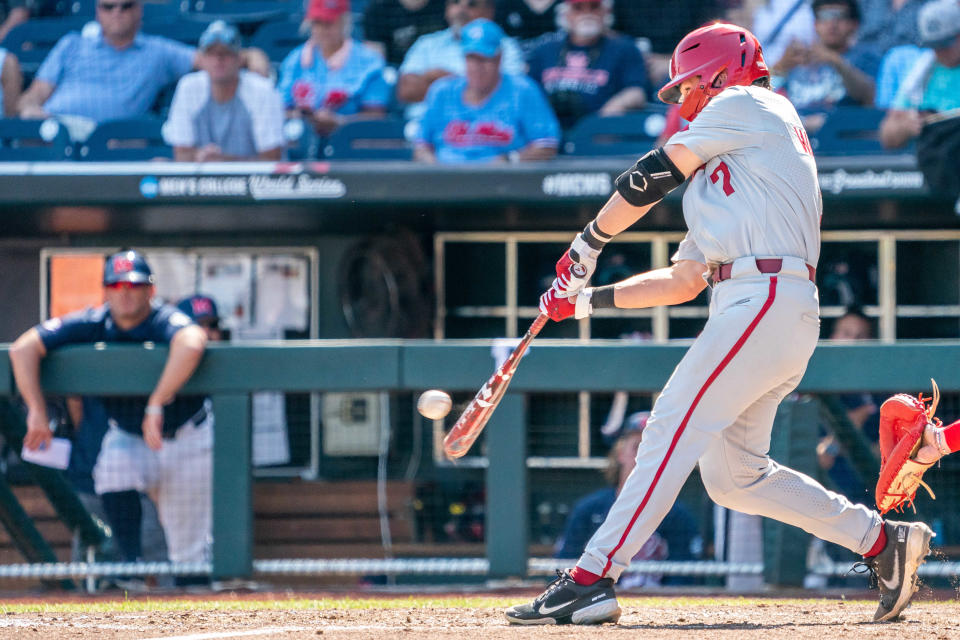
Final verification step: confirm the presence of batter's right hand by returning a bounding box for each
[540,285,576,322]
[24,406,53,451]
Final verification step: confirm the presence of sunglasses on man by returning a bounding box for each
[105,281,150,290]
[448,0,484,7]
[98,1,137,12]
[815,7,852,21]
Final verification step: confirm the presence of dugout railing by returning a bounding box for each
[1,341,960,586]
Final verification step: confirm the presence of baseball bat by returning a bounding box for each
[442,312,548,459]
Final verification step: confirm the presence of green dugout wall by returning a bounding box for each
[0,341,957,580]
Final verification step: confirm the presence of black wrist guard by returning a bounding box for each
[615,147,686,207]
[591,285,616,309]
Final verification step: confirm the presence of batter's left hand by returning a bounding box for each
[142,413,164,451]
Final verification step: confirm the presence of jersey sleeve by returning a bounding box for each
[157,37,197,85]
[154,307,195,342]
[241,75,285,152]
[667,89,761,162]
[517,79,560,147]
[35,307,102,350]
[415,80,446,147]
[671,232,706,265]
[398,36,431,75]
[616,39,650,95]
[162,73,202,148]
[500,36,527,75]
[35,32,76,86]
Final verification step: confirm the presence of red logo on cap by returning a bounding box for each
[113,256,134,273]
[192,298,214,316]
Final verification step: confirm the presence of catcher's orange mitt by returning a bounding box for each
[875,381,940,514]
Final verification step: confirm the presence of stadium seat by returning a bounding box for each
[283,117,321,160]
[250,19,304,65]
[188,0,300,25]
[0,17,88,75]
[0,118,73,161]
[322,119,412,160]
[141,18,211,47]
[79,117,172,161]
[563,107,669,157]
[66,0,190,20]
[810,107,894,156]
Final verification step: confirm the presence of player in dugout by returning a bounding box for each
[504,21,933,626]
[9,250,213,579]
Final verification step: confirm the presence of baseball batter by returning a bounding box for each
[506,22,933,625]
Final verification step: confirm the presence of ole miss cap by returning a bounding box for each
[103,250,153,285]
[461,18,505,58]
[177,295,220,323]
[308,0,349,22]
[199,20,242,51]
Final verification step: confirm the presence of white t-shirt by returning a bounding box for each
[668,86,822,269]
[163,69,285,157]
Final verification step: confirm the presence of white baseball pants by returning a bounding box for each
[578,261,883,580]
[93,408,213,564]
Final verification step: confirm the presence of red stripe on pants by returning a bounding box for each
[601,277,779,577]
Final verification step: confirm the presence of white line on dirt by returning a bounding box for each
[139,627,309,640]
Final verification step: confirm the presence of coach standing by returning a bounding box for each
[9,250,209,568]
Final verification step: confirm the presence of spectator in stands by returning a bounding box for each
[874,43,928,110]
[278,0,389,137]
[414,18,559,163]
[363,0,448,67]
[495,0,563,47]
[611,0,722,86]
[554,412,701,587]
[397,0,525,120]
[163,21,284,162]
[742,0,815,70]
[856,0,931,63]
[0,0,66,44]
[17,0,269,126]
[525,0,650,129]
[771,0,878,111]
[816,308,882,502]
[9,250,210,571]
[0,46,21,116]
[879,0,960,149]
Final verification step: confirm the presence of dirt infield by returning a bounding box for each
[0,593,958,639]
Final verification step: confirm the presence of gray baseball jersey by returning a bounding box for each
[575,86,883,584]
[668,86,822,269]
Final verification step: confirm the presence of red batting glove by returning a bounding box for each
[540,285,576,322]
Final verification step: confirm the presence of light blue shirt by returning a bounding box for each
[416,73,559,164]
[875,45,928,110]
[277,40,389,114]
[38,31,195,122]
[399,27,526,120]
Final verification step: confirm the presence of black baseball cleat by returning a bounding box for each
[504,569,621,625]
[858,520,934,622]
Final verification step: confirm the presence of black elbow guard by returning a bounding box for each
[615,148,686,207]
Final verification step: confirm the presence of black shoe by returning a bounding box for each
[857,520,934,622]
[504,569,620,625]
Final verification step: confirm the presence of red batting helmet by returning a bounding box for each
[657,22,768,121]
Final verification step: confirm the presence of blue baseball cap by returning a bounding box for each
[177,295,220,324]
[461,18,504,58]
[103,250,153,285]
[199,20,241,52]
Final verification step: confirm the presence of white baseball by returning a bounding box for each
[418,389,452,420]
